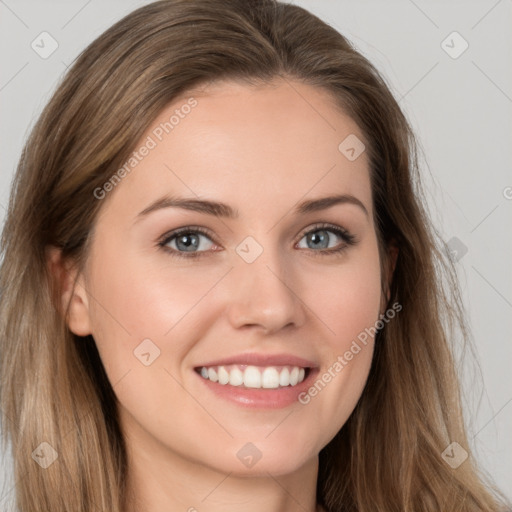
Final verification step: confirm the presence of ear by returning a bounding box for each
[46,245,92,336]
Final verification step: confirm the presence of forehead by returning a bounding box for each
[100,79,372,222]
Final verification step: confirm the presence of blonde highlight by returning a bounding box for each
[0,0,509,510]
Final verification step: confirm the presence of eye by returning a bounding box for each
[158,223,357,259]
[296,223,356,255]
[158,226,218,258]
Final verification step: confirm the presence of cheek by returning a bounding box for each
[83,243,236,423]
[297,241,382,445]
[87,241,224,351]
[312,242,382,349]
[83,248,211,434]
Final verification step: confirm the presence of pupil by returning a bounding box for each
[310,231,328,249]
[178,234,199,251]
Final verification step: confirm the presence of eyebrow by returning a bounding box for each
[135,193,369,221]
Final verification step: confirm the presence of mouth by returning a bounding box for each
[194,364,311,389]
[193,352,319,408]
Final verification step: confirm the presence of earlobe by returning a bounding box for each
[45,245,92,336]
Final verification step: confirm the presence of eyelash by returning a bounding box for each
[157,223,357,260]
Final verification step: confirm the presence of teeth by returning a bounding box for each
[218,366,230,385]
[229,367,244,386]
[244,366,261,388]
[279,367,290,386]
[198,364,307,389]
[261,367,280,389]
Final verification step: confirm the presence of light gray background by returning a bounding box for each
[1,0,511,507]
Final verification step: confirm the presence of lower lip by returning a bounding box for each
[195,368,318,409]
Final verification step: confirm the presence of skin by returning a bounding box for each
[51,78,395,512]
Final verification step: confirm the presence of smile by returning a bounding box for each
[196,364,308,389]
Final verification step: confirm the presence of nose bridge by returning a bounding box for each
[224,234,305,332]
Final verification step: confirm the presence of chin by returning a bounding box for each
[200,437,319,477]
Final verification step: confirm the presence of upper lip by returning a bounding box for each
[195,352,318,368]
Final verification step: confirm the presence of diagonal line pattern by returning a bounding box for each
[163,267,234,336]
[471,61,512,103]
[2,1,510,504]
[471,266,512,308]
[75,280,132,337]
[266,472,309,511]
[445,190,472,226]
[200,471,232,502]
[164,164,234,233]
[470,204,499,233]
[61,368,132,442]
[399,62,439,102]
[163,368,234,438]
[0,62,29,92]
[266,164,336,233]
[471,0,503,30]
[407,0,439,28]
[0,0,29,29]
[472,396,512,439]
[265,410,294,438]
[61,0,92,29]
[265,265,336,335]
[281,76,337,132]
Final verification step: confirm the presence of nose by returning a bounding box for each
[225,244,307,335]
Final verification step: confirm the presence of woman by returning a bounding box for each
[0,0,509,510]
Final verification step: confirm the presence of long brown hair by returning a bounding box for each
[0,0,509,510]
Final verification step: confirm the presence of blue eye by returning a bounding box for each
[159,227,216,258]
[158,223,356,259]
[296,225,355,252]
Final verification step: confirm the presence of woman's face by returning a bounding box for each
[68,79,384,477]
